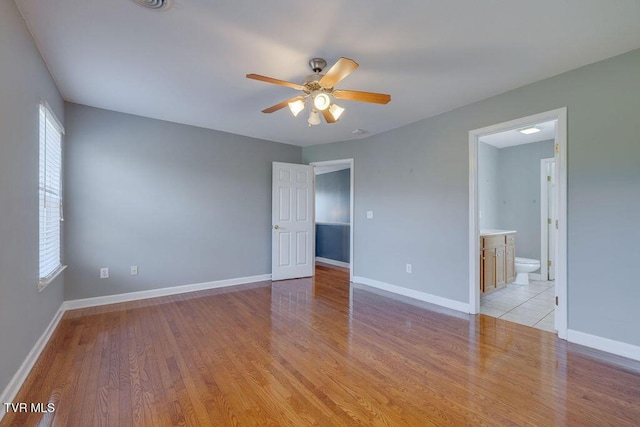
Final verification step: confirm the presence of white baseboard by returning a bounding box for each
[529,273,543,281]
[0,303,65,421]
[352,276,469,313]
[567,329,640,362]
[64,274,272,310]
[315,257,350,269]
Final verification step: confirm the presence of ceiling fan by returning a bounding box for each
[246,57,391,126]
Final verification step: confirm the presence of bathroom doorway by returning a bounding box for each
[468,108,567,339]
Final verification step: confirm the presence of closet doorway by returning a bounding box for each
[310,159,354,282]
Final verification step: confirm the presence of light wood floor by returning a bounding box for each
[3,264,640,426]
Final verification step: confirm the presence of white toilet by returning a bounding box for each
[514,257,541,285]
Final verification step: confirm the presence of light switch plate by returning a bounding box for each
[366,210,373,219]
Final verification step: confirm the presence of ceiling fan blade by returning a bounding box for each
[261,96,304,114]
[319,57,359,88]
[246,74,305,91]
[321,109,337,124]
[333,89,391,104]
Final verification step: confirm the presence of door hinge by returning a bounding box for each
[555,144,559,154]
[547,218,552,224]
[555,219,559,229]
[547,175,552,182]
[548,260,552,267]
[555,296,558,306]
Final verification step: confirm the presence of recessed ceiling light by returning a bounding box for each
[133,0,172,10]
[519,126,541,135]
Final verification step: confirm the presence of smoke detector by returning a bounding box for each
[133,0,172,10]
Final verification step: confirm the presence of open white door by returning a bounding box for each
[272,162,314,281]
[548,160,557,281]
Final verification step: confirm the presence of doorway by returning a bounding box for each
[310,159,354,282]
[468,108,567,339]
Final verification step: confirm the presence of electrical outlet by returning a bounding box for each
[100,267,109,279]
[130,265,138,276]
[406,263,412,273]
[366,210,374,219]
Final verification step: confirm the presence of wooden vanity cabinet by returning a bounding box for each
[505,234,516,283]
[480,233,516,295]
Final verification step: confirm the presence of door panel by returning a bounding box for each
[483,249,496,292]
[495,247,505,286]
[272,162,314,281]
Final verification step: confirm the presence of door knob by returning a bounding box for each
[274,225,279,229]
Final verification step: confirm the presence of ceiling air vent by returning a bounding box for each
[133,0,172,10]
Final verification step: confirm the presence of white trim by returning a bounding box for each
[0,304,65,421]
[37,264,67,292]
[469,108,568,339]
[316,257,350,269]
[64,274,271,310]
[528,273,543,281]
[353,276,469,313]
[311,159,354,282]
[39,100,65,134]
[315,222,350,226]
[567,330,640,362]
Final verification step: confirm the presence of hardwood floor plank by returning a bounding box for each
[3,264,640,426]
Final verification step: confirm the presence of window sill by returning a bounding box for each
[38,265,67,292]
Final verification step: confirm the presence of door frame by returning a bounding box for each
[468,108,568,339]
[540,157,556,281]
[309,159,354,282]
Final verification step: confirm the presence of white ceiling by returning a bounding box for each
[15,0,640,147]
[480,120,556,149]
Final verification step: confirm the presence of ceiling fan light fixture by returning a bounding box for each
[133,0,172,10]
[329,103,345,121]
[313,92,331,111]
[308,109,321,126]
[519,126,541,135]
[288,99,305,117]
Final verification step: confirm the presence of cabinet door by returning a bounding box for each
[482,249,497,292]
[505,243,515,283]
[495,246,506,286]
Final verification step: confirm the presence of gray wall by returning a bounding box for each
[64,103,301,300]
[0,0,65,397]
[315,169,350,223]
[303,48,640,347]
[316,225,350,263]
[478,141,500,229]
[499,140,554,263]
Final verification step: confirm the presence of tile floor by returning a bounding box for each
[481,279,556,333]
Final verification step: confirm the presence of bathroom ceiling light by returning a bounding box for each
[519,126,541,135]
[288,99,305,117]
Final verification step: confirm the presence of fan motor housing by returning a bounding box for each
[308,58,327,73]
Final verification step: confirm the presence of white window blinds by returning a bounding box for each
[39,102,65,282]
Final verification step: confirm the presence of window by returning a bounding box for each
[39,102,65,288]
